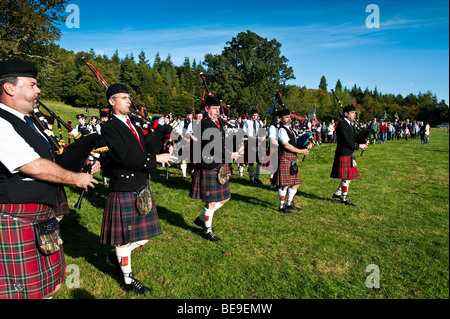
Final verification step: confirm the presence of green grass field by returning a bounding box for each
[41,101,449,300]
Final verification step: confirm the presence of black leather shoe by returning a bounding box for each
[194,217,206,229]
[278,207,293,214]
[342,199,356,206]
[332,193,342,201]
[286,204,302,211]
[124,272,152,294]
[204,228,221,241]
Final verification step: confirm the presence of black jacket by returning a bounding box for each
[101,115,157,192]
[197,115,230,169]
[334,118,359,156]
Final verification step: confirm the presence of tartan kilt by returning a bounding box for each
[190,164,231,203]
[275,151,300,187]
[0,204,65,299]
[54,188,69,219]
[100,182,161,246]
[330,155,360,180]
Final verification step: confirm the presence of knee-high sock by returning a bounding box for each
[203,207,215,228]
[116,245,132,284]
[239,165,244,176]
[335,180,349,196]
[341,180,350,199]
[180,163,187,177]
[286,188,297,206]
[278,188,287,208]
[130,239,148,252]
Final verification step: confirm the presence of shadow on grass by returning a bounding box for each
[59,209,121,285]
[156,205,204,240]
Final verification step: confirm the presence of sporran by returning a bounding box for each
[136,186,152,215]
[34,218,63,256]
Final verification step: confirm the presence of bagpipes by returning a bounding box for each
[330,89,344,119]
[296,132,313,162]
[81,57,155,129]
[199,72,211,110]
[199,72,230,123]
[29,100,108,208]
[82,57,175,179]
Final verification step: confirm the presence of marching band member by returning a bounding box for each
[190,96,238,241]
[330,104,368,206]
[100,83,174,294]
[0,60,97,299]
[275,109,311,213]
[242,108,264,184]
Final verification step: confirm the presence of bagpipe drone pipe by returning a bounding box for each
[29,100,109,208]
[33,100,108,172]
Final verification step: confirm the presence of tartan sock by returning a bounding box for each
[278,189,287,208]
[116,246,132,284]
[286,188,297,206]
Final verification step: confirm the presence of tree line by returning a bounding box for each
[1,1,448,125]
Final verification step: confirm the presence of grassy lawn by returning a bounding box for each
[41,101,449,300]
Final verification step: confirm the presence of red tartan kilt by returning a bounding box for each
[0,204,64,299]
[275,152,300,187]
[100,182,161,245]
[190,164,231,203]
[330,155,360,180]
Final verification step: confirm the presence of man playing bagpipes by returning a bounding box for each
[274,109,311,213]
[190,96,239,241]
[242,108,264,184]
[176,111,193,178]
[0,60,98,299]
[267,110,281,190]
[330,104,369,206]
[99,84,175,294]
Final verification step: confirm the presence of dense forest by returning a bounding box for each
[1,0,448,125]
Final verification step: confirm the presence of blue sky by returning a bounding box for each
[59,0,449,104]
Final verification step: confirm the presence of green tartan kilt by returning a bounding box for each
[100,182,161,246]
[0,204,65,299]
[190,164,231,203]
